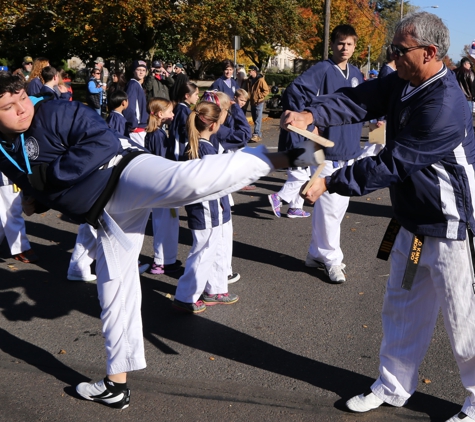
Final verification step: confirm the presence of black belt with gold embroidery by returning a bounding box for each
[377,218,401,261]
[401,234,424,291]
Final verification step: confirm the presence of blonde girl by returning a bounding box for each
[173,101,238,313]
[144,98,182,275]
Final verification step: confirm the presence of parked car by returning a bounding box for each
[265,85,284,118]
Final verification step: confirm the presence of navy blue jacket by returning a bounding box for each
[306,66,475,240]
[210,76,237,101]
[0,99,128,222]
[168,102,191,161]
[39,85,71,101]
[106,111,127,136]
[124,79,149,132]
[145,127,174,160]
[184,139,231,230]
[278,59,364,160]
[210,103,250,152]
[27,77,43,96]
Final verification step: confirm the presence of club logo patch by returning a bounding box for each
[351,77,359,88]
[24,136,39,160]
[399,107,411,130]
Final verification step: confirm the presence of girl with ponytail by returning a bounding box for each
[172,100,239,313]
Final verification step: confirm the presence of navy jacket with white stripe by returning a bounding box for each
[184,139,231,230]
[306,66,475,240]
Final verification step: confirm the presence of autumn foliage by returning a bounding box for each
[0,0,387,72]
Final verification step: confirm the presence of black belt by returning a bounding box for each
[377,218,424,291]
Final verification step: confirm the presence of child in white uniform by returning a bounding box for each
[173,100,238,313]
[144,98,181,275]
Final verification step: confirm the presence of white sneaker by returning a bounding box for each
[326,264,346,284]
[446,412,475,422]
[67,273,97,282]
[76,378,130,409]
[228,273,241,284]
[346,391,384,412]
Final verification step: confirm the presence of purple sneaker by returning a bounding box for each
[268,193,282,218]
[287,208,311,218]
[149,263,165,274]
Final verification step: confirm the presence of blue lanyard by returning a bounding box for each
[0,134,32,174]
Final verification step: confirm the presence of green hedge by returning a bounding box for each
[264,73,298,87]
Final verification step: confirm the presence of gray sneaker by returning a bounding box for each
[202,292,239,306]
[172,299,207,314]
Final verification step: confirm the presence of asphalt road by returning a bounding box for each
[0,116,466,421]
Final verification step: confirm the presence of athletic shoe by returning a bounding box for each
[346,391,384,412]
[249,135,261,143]
[287,208,311,218]
[227,273,241,284]
[138,262,150,274]
[202,292,239,306]
[268,193,282,218]
[76,378,130,409]
[67,273,97,282]
[164,260,182,273]
[446,412,475,422]
[149,263,165,275]
[327,264,346,284]
[172,298,206,314]
[13,249,39,263]
[304,253,326,269]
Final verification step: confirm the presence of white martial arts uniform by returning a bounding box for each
[277,167,311,210]
[151,207,179,266]
[372,227,475,418]
[0,173,31,255]
[175,220,230,304]
[96,148,272,374]
[67,223,97,279]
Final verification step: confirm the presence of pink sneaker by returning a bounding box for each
[149,263,165,274]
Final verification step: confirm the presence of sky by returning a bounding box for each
[409,0,472,63]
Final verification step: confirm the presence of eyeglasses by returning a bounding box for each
[25,62,33,65]
[390,44,434,58]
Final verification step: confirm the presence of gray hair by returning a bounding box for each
[395,12,449,60]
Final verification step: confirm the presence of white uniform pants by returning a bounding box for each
[152,208,179,265]
[95,147,272,374]
[175,221,230,304]
[67,223,97,278]
[371,227,475,419]
[0,185,30,255]
[308,161,349,266]
[308,143,382,266]
[223,216,234,276]
[278,167,310,209]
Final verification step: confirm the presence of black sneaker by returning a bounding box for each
[76,378,130,409]
[164,260,182,273]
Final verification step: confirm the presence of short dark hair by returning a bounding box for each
[109,90,128,110]
[461,57,471,66]
[222,59,234,71]
[0,71,27,98]
[41,66,57,83]
[330,24,358,43]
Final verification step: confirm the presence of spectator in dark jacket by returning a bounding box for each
[455,57,475,114]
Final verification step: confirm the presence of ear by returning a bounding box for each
[424,45,438,62]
